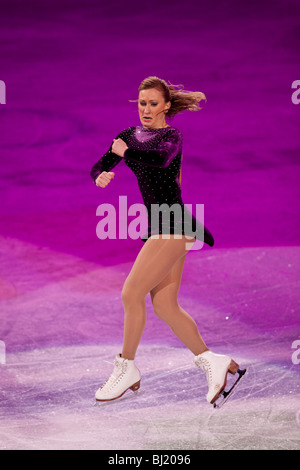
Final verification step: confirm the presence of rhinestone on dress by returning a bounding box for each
[90,125,214,247]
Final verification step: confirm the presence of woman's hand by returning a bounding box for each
[112,138,128,157]
[95,171,115,188]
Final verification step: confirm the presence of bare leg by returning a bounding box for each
[95,234,210,402]
[121,235,199,360]
[150,254,208,356]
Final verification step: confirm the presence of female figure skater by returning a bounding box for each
[91,76,242,406]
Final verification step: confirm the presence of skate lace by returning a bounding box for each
[99,359,128,391]
[195,357,213,386]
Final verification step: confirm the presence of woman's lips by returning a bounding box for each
[143,117,152,120]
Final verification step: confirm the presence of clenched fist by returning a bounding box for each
[95,171,115,188]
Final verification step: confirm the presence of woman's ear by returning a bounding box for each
[165,101,171,113]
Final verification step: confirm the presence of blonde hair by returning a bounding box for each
[129,75,207,121]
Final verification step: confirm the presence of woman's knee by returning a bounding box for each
[121,281,145,306]
[152,299,180,321]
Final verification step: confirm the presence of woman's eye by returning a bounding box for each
[139,102,157,106]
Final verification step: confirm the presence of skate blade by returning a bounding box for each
[213,367,249,409]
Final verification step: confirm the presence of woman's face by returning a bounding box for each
[138,88,171,129]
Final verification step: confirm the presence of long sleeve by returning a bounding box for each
[123,128,182,168]
[90,131,125,183]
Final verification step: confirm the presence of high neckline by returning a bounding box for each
[140,125,170,130]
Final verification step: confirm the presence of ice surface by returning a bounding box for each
[0,239,299,450]
[0,344,299,450]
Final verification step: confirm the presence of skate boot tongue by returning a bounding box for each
[194,353,213,385]
[112,355,127,378]
[194,351,213,371]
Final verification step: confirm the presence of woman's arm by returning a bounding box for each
[90,129,129,183]
[90,147,122,183]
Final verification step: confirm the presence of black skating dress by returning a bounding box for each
[90,125,214,247]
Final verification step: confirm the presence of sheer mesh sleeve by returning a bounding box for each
[123,128,182,168]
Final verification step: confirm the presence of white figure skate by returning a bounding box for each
[95,354,141,402]
[194,350,248,408]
